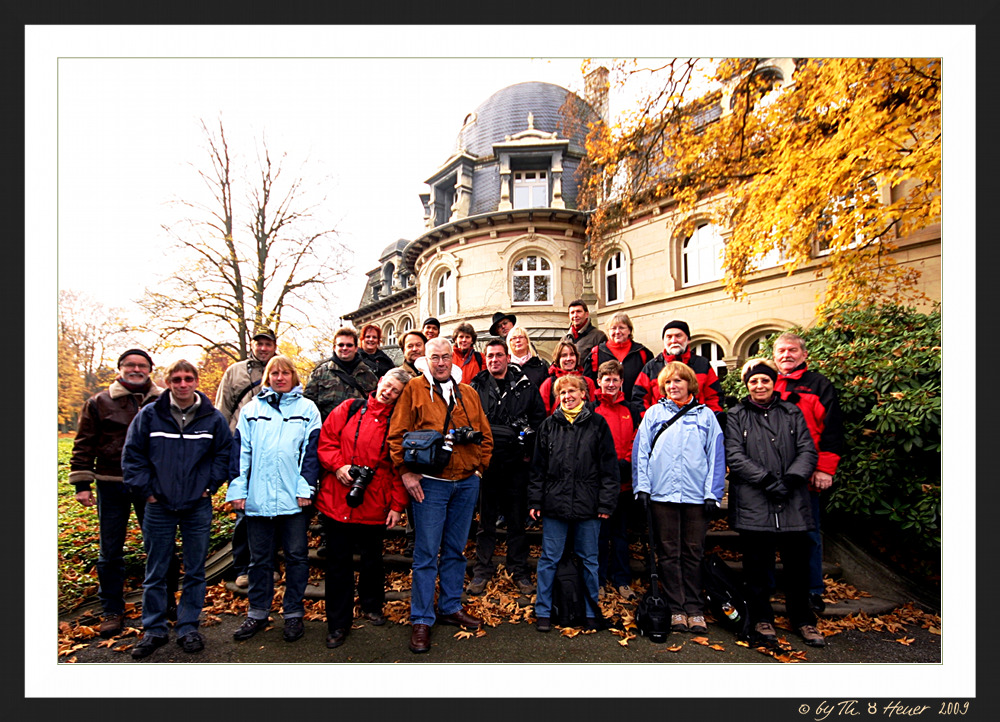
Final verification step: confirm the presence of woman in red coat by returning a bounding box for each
[316,367,411,649]
[538,340,597,416]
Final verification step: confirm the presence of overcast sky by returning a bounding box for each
[28,24,974,699]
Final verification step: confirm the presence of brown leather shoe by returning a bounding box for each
[409,623,431,653]
[437,608,482,630]
[99,613,124,638]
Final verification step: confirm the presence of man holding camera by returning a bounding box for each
[388,337,493,654]
[467,338,546,597]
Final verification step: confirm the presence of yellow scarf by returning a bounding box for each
[561,400,585,423]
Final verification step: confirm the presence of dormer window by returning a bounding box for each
[513,170,549,209]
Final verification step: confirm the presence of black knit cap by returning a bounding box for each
[661,319,691,338]
[742,362,778,384]
[117,348,153,369]
[422,317,440,329]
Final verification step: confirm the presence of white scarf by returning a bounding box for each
[414,356,462,403]
[510,353,531,367]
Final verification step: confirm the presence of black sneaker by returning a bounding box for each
[536,617,551,633]
[283,617,305,642]
[131,633,169,659]
[176,630,205,653]
[233,616,268,641]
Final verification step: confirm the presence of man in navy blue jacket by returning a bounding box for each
[123,359,232,659]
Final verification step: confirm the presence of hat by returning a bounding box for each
[742,361,778,384]
[421,317,440,329]
[661,320,691,338]
[488,311,517,337]
[117,348,153,369]
[252,328,276,342]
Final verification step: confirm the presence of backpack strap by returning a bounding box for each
[345,397,366,422]
[648,400,701,457]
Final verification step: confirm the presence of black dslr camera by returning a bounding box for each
[448,426,484,445]
[346,464,375,507]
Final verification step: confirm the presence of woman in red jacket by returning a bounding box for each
[316,367,411,649]
[538,340,597,415]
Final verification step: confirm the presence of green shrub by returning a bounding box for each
[727,303,941,579]
[57,437,236,613]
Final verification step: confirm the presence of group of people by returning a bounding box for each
[68,298,843,658]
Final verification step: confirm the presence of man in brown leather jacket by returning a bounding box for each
[69,348,177,637]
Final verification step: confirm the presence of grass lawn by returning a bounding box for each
[56,437,235,614]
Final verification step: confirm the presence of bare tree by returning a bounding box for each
[142,118,350,362]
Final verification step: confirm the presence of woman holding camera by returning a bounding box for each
[315,367,412,649]
[227,356,322,644]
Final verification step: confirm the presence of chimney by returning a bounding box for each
[584,65,610,124]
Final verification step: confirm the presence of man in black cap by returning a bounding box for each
[69,348,178,637]
[488,311,517,339]
[421,318,441,341]
[215,327,280,589]
[631,320,725,427]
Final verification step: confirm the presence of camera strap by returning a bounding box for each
[348,399,391,469]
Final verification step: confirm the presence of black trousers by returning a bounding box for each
[739,529,816,629]
[472,456,530,581]
[650,501,709,615]
[320,514,387,632]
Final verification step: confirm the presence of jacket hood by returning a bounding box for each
[415,356,462,385]
[258,384,306,402]
[109,378,163,401]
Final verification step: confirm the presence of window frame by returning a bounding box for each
[682,222,726,287]
[511,254,553,306]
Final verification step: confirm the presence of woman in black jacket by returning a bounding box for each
[725,358,824,649]
[528,375,620,632]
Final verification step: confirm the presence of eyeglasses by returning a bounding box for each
[336,343,356,348]
[121,363,150,370]
[428,355,451,363]
[169,375,197,383]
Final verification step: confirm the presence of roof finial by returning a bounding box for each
[527,112,534,130]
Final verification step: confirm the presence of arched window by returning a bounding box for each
[683,223,725,286]
[512,255,551,304]
[436,270,453,316]
[604,251,625,305]
[693,340,728,381]
[382,262,395,295]
[746,331,777,360]
[384,322,396,348]
[401,317,413,333]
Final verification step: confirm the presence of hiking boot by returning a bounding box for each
[364,610,387,626]
[515,578,535,596]
[752,621,779,647]
[670,613,688,632]
[798,624,826,647]
[234,574,249,588]
[536,617,552,633]
[131,633,168,659]
[687,614,708,633]
[99,613,124,638]
[466,576,488,595]
[176,630,205,653]
[283,617,305,642]
[326,628,348,649]
[233,616,268,641]
[809,593,827,614]
[617,585,637,602]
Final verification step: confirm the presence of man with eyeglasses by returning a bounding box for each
[123,359,232,658]
[69,349,178,639]
[388,337,493,654]
[304,326,378,422]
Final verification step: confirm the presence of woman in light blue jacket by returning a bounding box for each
[226,355,322,644]
[633,361,725,635]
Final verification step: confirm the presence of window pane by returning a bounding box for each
[534,275,549,302]
[532,185,548,207]
[540,258,550,270]
[514,186,529,208]
[607,275,618,303]
[513,276,530,302]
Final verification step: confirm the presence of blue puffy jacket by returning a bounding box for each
[226,385,322,517]
[122,391,232,511]
[632,397,725,505]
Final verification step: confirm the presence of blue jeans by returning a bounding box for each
[232,509,279,576]
[409,474,479,626]
[96,481,147,615]
[534,516,601,619]
[140,496,212,638]
[245,511,310,619]
[807,490,824,595]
